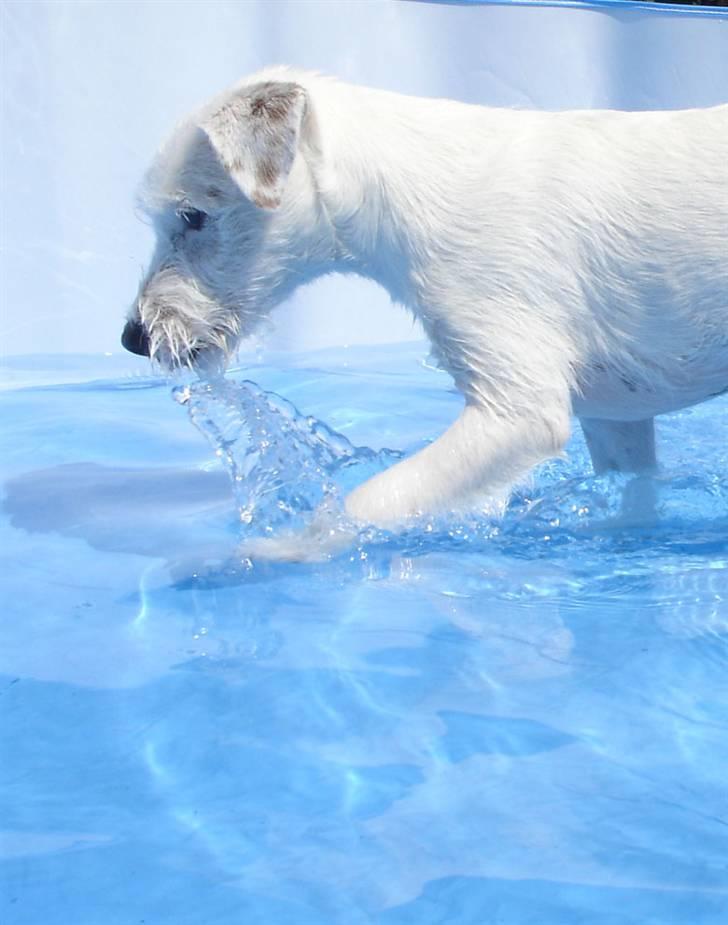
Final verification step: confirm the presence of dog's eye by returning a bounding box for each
[178,208,207,231]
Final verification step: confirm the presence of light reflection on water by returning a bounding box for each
[1,345,727,924]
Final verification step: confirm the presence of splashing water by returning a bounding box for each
[173,373,728,565]
[173,377,401,537]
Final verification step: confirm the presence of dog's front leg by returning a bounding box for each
[344,403,571,528]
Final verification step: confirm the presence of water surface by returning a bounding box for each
[2,343,727,924]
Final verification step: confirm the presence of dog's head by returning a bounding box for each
[124,76,333,369]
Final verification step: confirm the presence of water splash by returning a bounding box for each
[173,377,401,537]
[173,375,728,571]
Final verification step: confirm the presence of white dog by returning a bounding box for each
[124,68,728,529]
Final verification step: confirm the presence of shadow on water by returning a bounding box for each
[2,462,233,558]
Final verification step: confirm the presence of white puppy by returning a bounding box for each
[125,68,728,528]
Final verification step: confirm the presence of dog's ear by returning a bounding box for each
[204,81,306,211]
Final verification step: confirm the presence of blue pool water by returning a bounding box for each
[1,342,727,924]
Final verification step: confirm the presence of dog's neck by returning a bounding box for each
[304,78,475,310]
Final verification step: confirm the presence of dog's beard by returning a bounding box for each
[139,270,242,370]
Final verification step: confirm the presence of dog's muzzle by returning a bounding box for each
[121,320,151,357]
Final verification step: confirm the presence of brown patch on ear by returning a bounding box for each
[204,81,306,210]
[255,155,279,188]
[251,189,281,210]
[250,95,267,118]
[249,82,303,123]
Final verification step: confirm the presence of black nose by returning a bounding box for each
[121,320,150,357]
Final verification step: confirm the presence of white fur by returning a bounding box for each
[131,68,728,527]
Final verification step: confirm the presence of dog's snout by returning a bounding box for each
[121,319,150,357]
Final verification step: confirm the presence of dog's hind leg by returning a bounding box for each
[344,402,571,528]
[579,417,657,475]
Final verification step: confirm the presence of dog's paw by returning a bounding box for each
[238,507,358,564]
